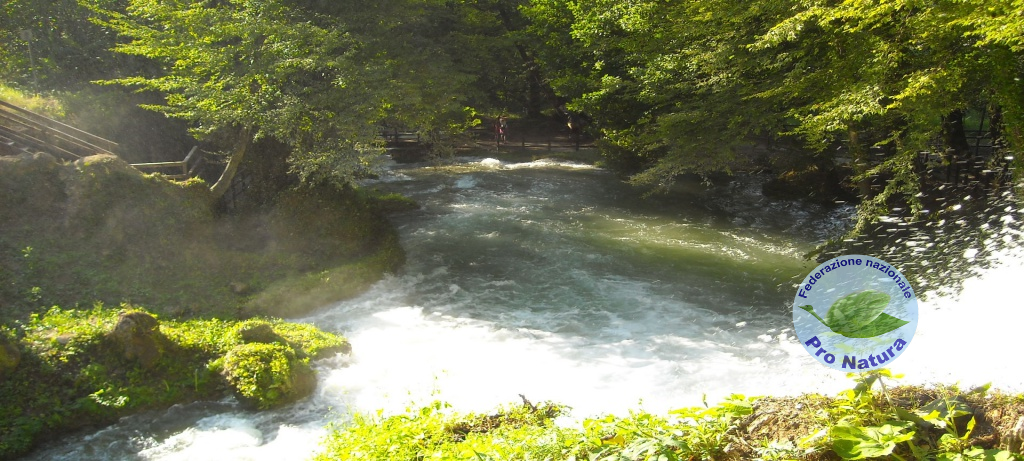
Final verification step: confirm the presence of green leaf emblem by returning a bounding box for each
[799,290,909,339]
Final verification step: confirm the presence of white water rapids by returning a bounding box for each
[23,158,1024,460]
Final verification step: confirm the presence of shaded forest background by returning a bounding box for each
[2,0,1023,227]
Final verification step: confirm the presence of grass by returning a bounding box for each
[0,83,64,118]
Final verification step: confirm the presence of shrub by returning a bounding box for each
[218,342,315,410]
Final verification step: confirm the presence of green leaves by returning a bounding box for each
[800,290,909,338]
[94,0,488,187]
[831,422,915,460]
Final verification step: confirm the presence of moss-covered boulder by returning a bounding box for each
[267,185,397,264]
[246,184,406,317]
[2,151,403,323]
[228,318,351,358]
[109,310,164,369]
[219,342,316,410]
[60,154,213,244]
[236,320,284,345]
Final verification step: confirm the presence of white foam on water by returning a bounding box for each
[304,281,846,421]
[504,158,597,170]
[24,165,1023,460]
[887,247,1024,391]
[480,158,503,169]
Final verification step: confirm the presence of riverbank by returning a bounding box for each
[316,375,1024,460]
[0,152,406,322]
[0,152,408,457]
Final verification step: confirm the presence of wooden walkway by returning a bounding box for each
[0,99,203,180]
[0,99,118,160]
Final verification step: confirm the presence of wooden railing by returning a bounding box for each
[1,99,207,181]
[130,145,204,180]
[0,99,119,160]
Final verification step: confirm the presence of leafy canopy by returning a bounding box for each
[95,0,478,185]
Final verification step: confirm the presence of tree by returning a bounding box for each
[749,0,1023,231]
[523,0,1024,233]
[1,0,125,89]
[96,0,482,194]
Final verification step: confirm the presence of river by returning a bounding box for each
[23,157,1024,460]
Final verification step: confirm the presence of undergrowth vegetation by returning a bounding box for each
[0,84,64,118]
[0,153,405,322]
[315,372,1024,461]
[0,305,348,458]
[0,152,406,457]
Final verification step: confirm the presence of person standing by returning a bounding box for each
[499,116,508,144]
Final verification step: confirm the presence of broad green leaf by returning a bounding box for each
[831,423,914,460]
[825,290,891,331]
[834,313,910,338]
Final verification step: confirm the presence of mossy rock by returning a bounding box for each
[230,319,351,358]
[60,155,213,244]
[236,320,283,344]
[363,190,420,214]
[267,184,396,265]
[108,310,164,369]
[219,342,316,409]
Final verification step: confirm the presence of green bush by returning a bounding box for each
[314,400,576,461]
[218,342,315,410]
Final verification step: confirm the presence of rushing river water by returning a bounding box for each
[24,157,1024,460]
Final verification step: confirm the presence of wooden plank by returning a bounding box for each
[0,124,81,160]
[0,106,114,156]
[0,99,119,153]
[182,145,199,164]
[131,161,186,168]
[187,155,205,177]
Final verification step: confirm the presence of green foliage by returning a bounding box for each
[0,304,348,458]
[316,375,1024,461]
[217,342,312,410]
[0,0,122,89]
[0,84,63,117]
[316,395,754,461]
[523,0,1024,230]
[802,371,1024,461]
[315,400,578,461]
[270,322,350,359]
[831,422,915,460]
[90,0,491,185]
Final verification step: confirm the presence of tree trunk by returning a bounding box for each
[848,129,872,200]
[209,126,252,199]
[941,109,971,155]
[941,109,971,185]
